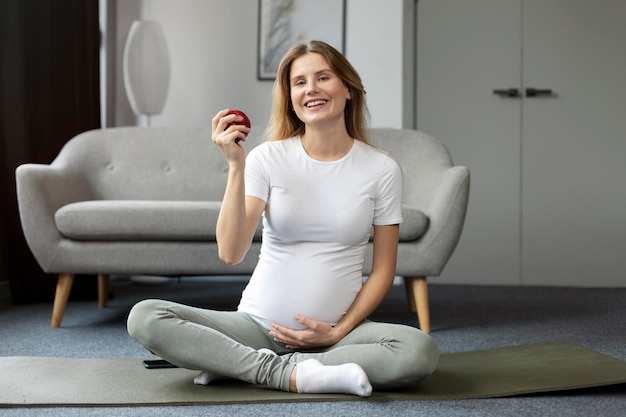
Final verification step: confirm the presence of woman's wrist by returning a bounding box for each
[332,320,355,342]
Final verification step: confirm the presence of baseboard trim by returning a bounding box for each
[0,280,11,302]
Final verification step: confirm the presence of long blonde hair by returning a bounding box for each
[263,40,370,143]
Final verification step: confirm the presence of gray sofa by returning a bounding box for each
[16,127,469,331]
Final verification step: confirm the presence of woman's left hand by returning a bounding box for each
[270,315,341,349]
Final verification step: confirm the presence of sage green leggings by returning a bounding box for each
[127,299,439,393]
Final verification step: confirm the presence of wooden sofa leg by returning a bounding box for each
[404,277,417,313]
[404,276,431,334]
[51,273,74,328]
[98,274,110,308]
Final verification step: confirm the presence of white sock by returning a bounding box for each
[295,359,372,397]
[194,348,278,385]
[193,370,218,385]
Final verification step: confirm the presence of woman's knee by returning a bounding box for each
[127,299,164,343]
[375,326,439,388]
[411,330,440,379]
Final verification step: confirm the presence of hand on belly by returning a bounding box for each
[269,314,341,349]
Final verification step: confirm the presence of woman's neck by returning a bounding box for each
[301,128,353,161]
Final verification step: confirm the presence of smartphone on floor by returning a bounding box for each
[142,359,177,369]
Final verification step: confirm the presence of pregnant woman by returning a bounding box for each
[127,40,439,397]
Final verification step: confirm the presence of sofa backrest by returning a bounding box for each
[53,127,455,207]
[368,128,454,208]
[53,127,236,201]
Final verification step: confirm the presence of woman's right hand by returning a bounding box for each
[211,109,251,162]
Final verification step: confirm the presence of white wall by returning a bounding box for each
[346,0,414,128]
[112,0,414,136]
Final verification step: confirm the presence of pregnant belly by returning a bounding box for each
[238,255,362,330]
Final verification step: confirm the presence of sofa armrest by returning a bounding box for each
[400,165,470,276]
[15,163,93,272]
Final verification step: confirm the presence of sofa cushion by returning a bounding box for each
[55,200,263,242]
[55,201,426,243]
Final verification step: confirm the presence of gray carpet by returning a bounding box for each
[0,276,625,416]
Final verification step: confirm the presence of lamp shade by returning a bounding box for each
[123,20,170,118]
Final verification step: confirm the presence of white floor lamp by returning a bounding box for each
[123,20,170,127]
[123,20,173,285]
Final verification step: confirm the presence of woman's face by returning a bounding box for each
[289,52,351,130]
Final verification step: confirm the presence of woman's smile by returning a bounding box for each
[290,53,351,128]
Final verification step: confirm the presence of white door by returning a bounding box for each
[521,0,626,286]
[417,0,626,287]
[416,0,523,284]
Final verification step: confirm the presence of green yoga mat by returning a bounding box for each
[1,341,625,407]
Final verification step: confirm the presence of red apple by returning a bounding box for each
[225,109,251,140]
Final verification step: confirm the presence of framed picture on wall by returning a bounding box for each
[257,0,346,80]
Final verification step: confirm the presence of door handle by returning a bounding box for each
[493,88,521,98]
[525,88,555,98]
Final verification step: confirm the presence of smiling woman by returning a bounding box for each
[127,40,439,399]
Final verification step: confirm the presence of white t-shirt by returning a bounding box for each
[237,137,403,330]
